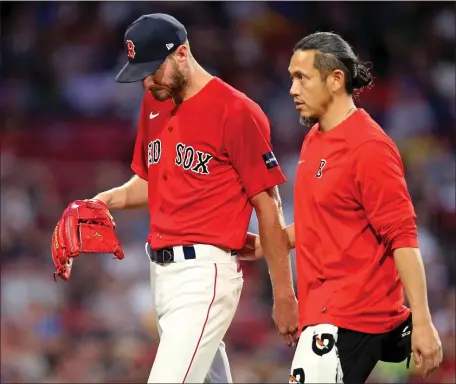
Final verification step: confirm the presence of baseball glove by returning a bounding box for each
[51,199,124,281]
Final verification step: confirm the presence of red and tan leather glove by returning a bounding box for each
[51,199,124,281]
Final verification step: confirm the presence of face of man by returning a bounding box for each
[288,49,333,128]
[143,55,188,102]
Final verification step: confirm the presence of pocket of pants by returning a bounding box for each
[380,314,412,363]
[229,260,244,282]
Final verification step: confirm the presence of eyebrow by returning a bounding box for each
[289,70,310,79]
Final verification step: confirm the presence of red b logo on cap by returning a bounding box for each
[126,40,136,60]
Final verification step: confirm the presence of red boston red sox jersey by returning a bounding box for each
[294,109,418,334]
[132,77,286,250]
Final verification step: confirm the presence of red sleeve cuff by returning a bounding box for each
[382,217,418,250]
[391,236,419,251]
[245,172,287,199]
[390,217,419,250]
[131,163,148,181]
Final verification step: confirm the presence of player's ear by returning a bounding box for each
[329,69,345,93]
[174,44,189,63]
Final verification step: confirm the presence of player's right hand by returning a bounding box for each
[411,319,443,378]
[51,199,124,281]
[273,294,299,347]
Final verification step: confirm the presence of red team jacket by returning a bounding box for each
[295,109,418,334]
[131,77,286,250]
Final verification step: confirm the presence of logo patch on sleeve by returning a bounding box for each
[262,152,279,169]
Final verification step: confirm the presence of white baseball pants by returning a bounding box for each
[147,245,243,383]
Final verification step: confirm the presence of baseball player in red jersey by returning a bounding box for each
[240,32,443,383]
[88,13,298,383]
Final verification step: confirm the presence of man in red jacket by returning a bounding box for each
[241,32,442,383]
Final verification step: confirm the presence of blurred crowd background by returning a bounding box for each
[1,2,455,383]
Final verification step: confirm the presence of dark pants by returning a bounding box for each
[337,313,412,383]
[289,313,412,383]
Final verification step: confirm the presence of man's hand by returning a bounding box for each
[393,247,443,378]
[273,294,299,347]
[239,224,295,261]
[238,233,263,260]
[412,320,443,378]
[239,231,299,346]
[51,199,124,281]
[249,187,299,346]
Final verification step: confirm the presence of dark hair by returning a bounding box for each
[293,32,373,94]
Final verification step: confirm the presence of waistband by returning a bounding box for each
[145,243,237,265]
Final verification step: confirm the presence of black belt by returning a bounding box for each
[146,243,237,264]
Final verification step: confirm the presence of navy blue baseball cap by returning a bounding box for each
[115,13,187,83]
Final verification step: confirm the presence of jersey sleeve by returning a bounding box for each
[353,139,418,250]
[223,99,287,198]
[131,95,149,180]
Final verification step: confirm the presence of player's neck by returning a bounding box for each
[178,61,214,103]
[318,96,357,132]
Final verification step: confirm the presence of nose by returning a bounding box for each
[143,75,155,90]
[289,79,300,97]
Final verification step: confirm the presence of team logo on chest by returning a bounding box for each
[148,139,162,166]
[315,159,327,178]
[175,143,213,174]
[147,140,213,175]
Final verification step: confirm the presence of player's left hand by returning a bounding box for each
[273,294,299,347]
[411,319,443,378]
